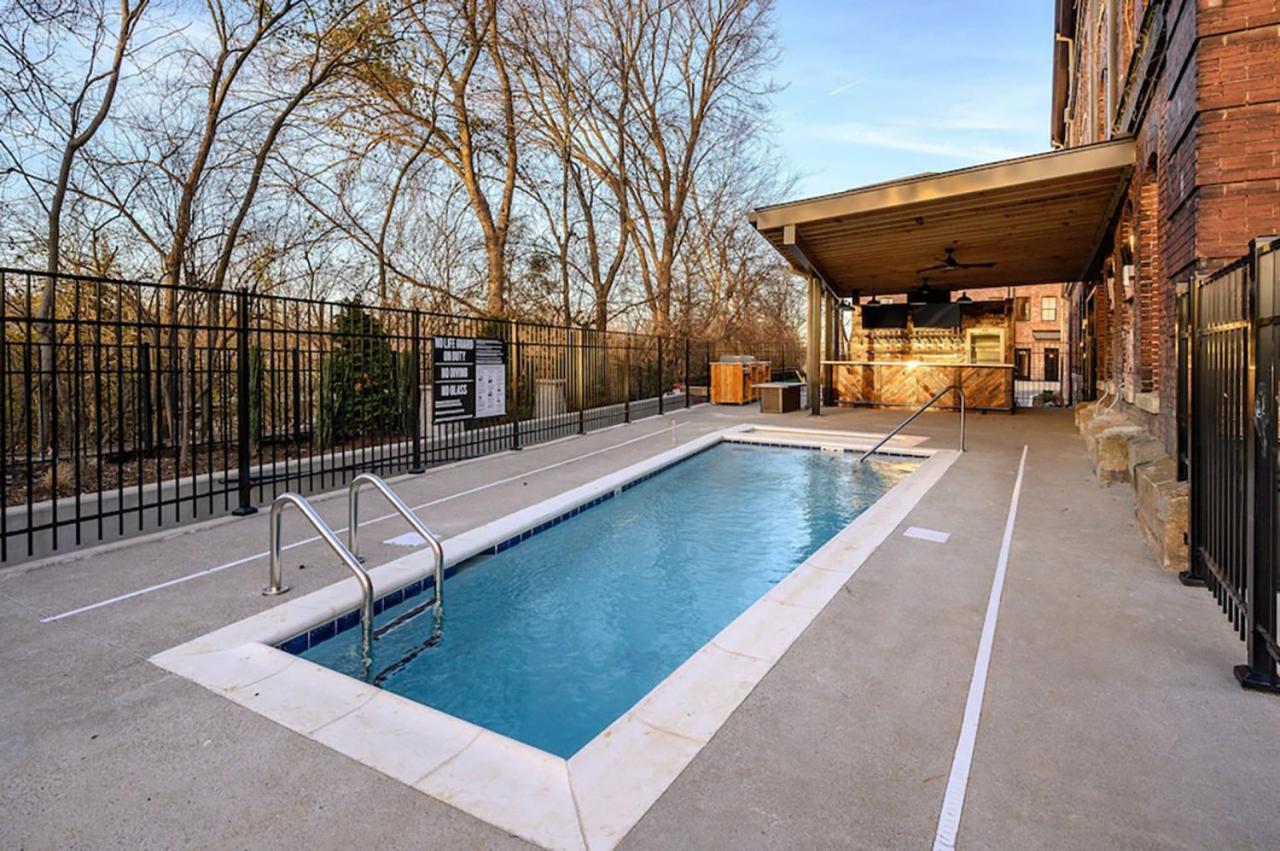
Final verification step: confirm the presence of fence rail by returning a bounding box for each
[0,268,726,564]
[1187,237,1280,693]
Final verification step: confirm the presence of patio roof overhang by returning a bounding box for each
[748,137,1135,297]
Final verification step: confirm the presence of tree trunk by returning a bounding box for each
[484,241,506,316]
[595,296,608,333]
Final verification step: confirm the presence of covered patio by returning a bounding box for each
[748,138,1136,414]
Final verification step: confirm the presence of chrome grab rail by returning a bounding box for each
[348,473,445,612]
[857,385,966,463]
[264,492,374,671]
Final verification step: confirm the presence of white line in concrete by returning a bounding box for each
[932,444,1028,851]
[40,418,696,623]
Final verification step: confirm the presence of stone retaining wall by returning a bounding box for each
[1075,400,1189,573]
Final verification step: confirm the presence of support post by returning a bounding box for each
[233,288,257,515]
[807,275,821,415]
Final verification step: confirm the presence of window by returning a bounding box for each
[1015,348,1031,380]
[967,329,1005,365]
[1014,297,1030,321]
[1044,348,1060,383]
[1041,296,1058,322]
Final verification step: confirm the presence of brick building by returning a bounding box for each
[966,284,1071,405]
[1053,0,1280,451]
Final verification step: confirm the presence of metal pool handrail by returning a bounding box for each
[348,473,445,612]
[264,492,374,670]
[857,385,966,463]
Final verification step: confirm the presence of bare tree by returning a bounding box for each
[516,0,637,331]
[619,0,775,333]
[349,0,521,316]
[0,0,149,451]
[208,0,383,293]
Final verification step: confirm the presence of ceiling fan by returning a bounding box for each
[917,247,997,274]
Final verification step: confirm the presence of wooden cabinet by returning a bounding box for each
[710,361,771,404]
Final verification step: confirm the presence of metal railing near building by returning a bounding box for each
[1186,237,1280,694]
[0,268,713,564]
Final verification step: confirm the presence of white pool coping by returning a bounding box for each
[150,424,958,850]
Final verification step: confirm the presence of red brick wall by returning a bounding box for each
[1059,0,1280,451]
[1196,1,1280,271]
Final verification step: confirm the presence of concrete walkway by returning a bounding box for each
[2,405,1277,849]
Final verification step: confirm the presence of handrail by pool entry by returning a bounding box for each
[264,492,374,672]
[857,385,966,463]
[348,473,445,613]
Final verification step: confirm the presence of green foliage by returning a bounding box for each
[316,303,405,448]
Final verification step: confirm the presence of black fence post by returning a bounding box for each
[684,337,691,408]
[233,288,256,515]
[1180,273,1208,588]
[410,309,425,473]
[705,343,712,403]
[624,338,631,423]
[657,336,665,415]
[511,321,521,451]
[577,330,586,435]
[1240,237,1280,693]
[138,341,154,453]
[291,348,301,442]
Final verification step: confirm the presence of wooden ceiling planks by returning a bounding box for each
[749,138,1136,296]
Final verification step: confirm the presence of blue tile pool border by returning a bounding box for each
[278,438,925,656]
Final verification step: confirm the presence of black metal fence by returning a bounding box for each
[0,268,713,564]
[1187,237,1280,693]
[709,342,806,382]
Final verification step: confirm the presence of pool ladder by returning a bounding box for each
[263,493,375,673]
[348,473,445,612]
[261,474,446,678]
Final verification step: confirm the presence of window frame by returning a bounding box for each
[1040,296,1058,322]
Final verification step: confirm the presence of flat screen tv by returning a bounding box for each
[912,303,961,328]
[861,304,909,329]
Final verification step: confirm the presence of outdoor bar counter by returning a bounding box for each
[823,360,1015,413]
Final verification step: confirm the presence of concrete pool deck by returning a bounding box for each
[2,405,1279,849]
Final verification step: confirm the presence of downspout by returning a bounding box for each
[1056,34,1075,86]
[1053,34,1075,149]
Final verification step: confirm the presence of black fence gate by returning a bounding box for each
[1187,236,1280,693]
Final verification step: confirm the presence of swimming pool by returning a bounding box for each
[152,424,956,851]
[295,442,917,757]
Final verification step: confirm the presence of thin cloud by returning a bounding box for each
[827,80,860,96]
[798,121,1030,162]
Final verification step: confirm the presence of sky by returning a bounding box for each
[768,0,1055,198]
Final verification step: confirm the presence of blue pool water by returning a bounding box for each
[300,442,917,757]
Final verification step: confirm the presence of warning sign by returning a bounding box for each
[431,336,507,424]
